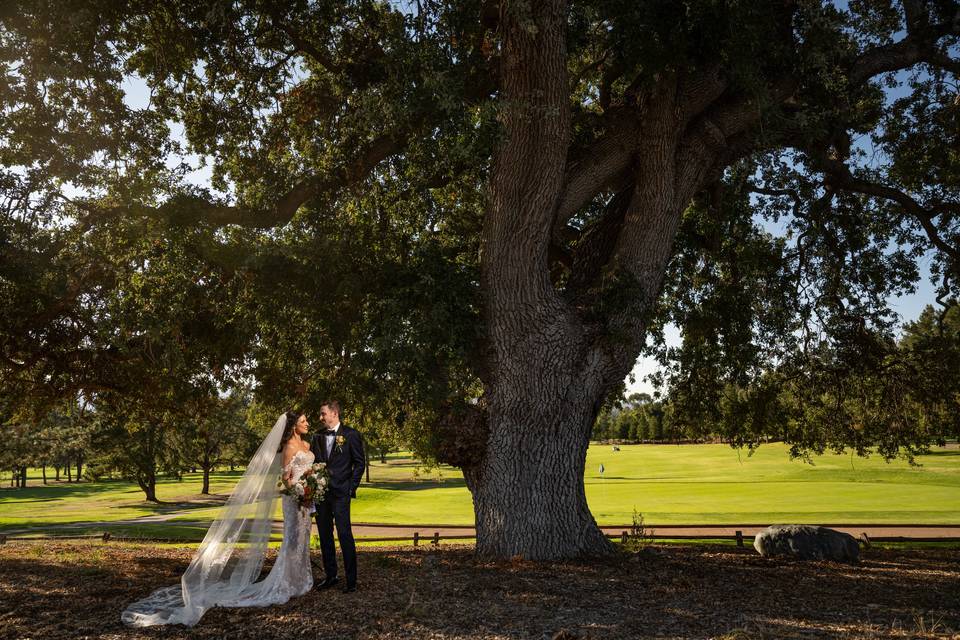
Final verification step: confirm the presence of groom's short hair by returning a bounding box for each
[321,399,341,415]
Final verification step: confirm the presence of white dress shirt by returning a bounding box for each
[325,422,341,457]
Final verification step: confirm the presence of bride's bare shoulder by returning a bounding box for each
[282,441,301,466]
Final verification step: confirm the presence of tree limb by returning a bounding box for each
[819,157,960,264]
[72,134,403,229]
[565,186,633,300]
[266,10,341,74]
[849,6,960,86]
[553,108,642,241]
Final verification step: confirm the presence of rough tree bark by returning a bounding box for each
[471,0,617,560]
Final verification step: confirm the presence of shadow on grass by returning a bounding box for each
[0,475,243,512]
[0,480,136,502]
[923,449,960,457]
[364,478,468,491]
[0,520,211,537]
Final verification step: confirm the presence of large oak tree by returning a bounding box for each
[2,0,958,558]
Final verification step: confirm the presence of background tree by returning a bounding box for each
[172,390,257,494]
[1,0,958,558]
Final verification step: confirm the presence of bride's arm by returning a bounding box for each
[281,443,297,484]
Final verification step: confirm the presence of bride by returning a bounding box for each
[122,411,317,627]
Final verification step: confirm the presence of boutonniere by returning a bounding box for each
[335,434,345,453]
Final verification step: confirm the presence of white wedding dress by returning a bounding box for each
[219,449,315,607]
[122,415,316,627]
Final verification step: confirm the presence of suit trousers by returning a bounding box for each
[314,492,357,586]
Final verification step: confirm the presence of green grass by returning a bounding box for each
[0,470,246,530]
[581,443,960,525]
[2,443,959,536]
[356,443,960,525]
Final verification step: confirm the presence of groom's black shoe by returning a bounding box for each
[316,576,339,590]
[342,584,357,594]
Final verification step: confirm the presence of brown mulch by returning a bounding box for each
[0,541,957,640]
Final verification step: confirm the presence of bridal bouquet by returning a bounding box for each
[278,462,330,510]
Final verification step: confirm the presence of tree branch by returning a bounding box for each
[553,108,642,241]
[565,187,633,300]
[849,6,960,86]
[266,10,341,74]
[677,64,728,125]
[72,134,403,229]
[819,157,960,264]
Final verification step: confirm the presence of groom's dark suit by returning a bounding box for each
[311,423,365,588]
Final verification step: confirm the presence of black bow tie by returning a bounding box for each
[324,431,335,437]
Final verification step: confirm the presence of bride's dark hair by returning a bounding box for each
[277,410,304,453]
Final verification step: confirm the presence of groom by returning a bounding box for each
[312,400,365,593]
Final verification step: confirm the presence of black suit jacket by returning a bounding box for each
[311,424,365,498]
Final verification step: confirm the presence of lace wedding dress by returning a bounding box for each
[219,449,315,607]
[122,414,316,627]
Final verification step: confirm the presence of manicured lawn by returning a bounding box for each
[356,443,960,525]
[2,443,958,535]
[0,471,245,530]
[581,443,960,525]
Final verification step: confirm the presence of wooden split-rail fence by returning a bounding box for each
[3,529,952,547]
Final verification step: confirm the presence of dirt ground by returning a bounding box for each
[0,540,957,639]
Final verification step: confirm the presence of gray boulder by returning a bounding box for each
[753,525,860,564]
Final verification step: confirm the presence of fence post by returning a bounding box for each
[102,532,111,543]
[413,532,419,547]
[432,531,439,546]
[735,531,743,547]
[621,531,628,544]
[0,534,6,545]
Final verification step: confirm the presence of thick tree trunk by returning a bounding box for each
[55,465,60,482]
[468,385,613,559]
[76,454,83,481]
[42,464,47,485]
[472,0,618,560]
[20,466,27,487]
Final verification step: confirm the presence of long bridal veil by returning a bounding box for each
[122,413,287,627]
